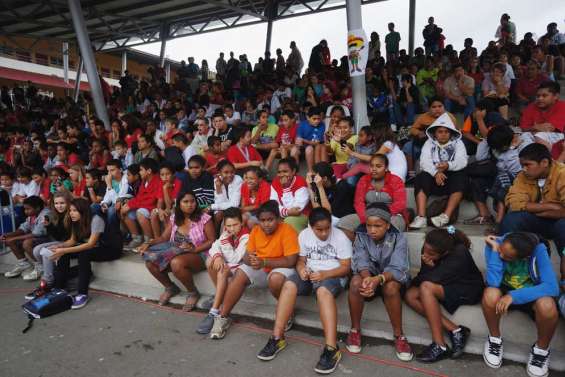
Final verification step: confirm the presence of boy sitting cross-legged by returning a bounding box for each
[209,200,299,340]
[256,207,352,374]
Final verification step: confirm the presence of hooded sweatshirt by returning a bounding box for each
[420,113,468,176]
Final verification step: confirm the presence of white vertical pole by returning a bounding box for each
[73,56,83,102]
[165,62,171,83]
[346,0,370,132]
[121,50,127,76]
[63,42,69,85]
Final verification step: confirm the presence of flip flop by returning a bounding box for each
[182,291,200,312]
[158,284,180,306]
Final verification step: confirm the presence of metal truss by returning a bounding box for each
[0,0,386,52]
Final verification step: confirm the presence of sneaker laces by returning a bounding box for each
[488,341,502,356]
[530,351,549,368]
[320,346,335,364]
[262,337,279,354]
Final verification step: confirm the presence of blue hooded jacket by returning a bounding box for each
[485,234,559,305]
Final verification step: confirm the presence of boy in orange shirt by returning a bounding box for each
[210,200,299,340]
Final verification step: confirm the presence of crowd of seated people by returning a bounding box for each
[0,14,564,376]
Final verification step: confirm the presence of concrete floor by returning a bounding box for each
[0,277,540,377]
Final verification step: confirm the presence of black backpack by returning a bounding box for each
[22,289,73,333]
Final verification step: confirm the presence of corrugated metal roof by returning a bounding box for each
[0,1,385,51]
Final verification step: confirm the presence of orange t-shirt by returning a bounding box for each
[247,222,299,270]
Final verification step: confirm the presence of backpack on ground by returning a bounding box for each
[21,289,73,333]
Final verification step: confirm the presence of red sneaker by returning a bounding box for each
[345,329,362,353]
[394,335,414,361]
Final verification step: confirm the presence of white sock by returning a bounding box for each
[533,344,549,355]
[452,327,461,334]
[438,344,447,351]
[489,335,502,343]
[209,308,219,316]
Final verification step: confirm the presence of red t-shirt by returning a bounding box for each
[124,129,143,149]
[240,180,271,209]
[72,179,86,197]
[157,177,182,201]
[226,144,262,165]
[520,100,565,133]
[204,152,225,175]
[39,178,51,203]
[127,174,161,211]
[516,74,548,100]
[275,123,298,145]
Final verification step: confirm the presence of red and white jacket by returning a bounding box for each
[270,175,310,217]
[208,228,250,268]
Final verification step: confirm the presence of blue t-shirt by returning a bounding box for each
[297,120,326,142]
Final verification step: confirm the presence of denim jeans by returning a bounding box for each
[500,211,565,257]
[445,96,476,118]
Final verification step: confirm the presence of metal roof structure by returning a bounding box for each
[0,0,385,52]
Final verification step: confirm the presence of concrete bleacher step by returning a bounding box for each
[81,252,565,371]
[1,232,564,371]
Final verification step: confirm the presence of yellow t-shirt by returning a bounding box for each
[330,135,358,164]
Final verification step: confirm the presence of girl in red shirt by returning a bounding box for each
[226,129,263,172]
[68,164,86,198]
[151,162,183,238]
[240,166,271,229]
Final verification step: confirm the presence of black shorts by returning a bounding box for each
[441,283,483,314]
[499,285,536,320]
[414,170,467,196]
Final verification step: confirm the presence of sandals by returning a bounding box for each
[158,284,180,306]
[182,291,200,312]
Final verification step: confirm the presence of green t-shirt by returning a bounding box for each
[252,123,279,145]
[385,31,401,53]
[503,259,534,290]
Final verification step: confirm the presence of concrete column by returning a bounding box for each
[73,56,83,102]
[62,42,69,85]
[345,0,370,132]
[408,0,416,56]
[67,0,110,129]
[165,62,171,84]
[121,50,127,76]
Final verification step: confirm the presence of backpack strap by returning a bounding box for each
[22,314,34,334]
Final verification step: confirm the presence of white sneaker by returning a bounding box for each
[22,265,42,281]
[124,237,143,250]
[409,216,427,229]
[210,316,231,340]
[431,213,450,228]
[4,260,32,278]
[483,336,503,369]
[527,344,550,377]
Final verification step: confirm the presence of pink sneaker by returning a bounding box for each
[345,329,362,353]
[394,335,414,361]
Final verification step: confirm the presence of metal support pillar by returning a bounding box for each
[73,56,83,102]
[346,0,370,132]
[67,0,110,129]
[165,62,171,84]
[62,42,69,85]
[408,0,416,56]
[265,19,273,54]
[159,24,169,68]
[264,0,277,54]
[121,50,127,76]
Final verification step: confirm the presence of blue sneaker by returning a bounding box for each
[71,294,89,309]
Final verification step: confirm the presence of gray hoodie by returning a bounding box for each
[351,226,410,284]
[420,113,468,176]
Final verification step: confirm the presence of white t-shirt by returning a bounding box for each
[11,181,40,198]
[383,141,408,182]
[225,111,241,125]
[298,226,352,272]
[182,145,199,167]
